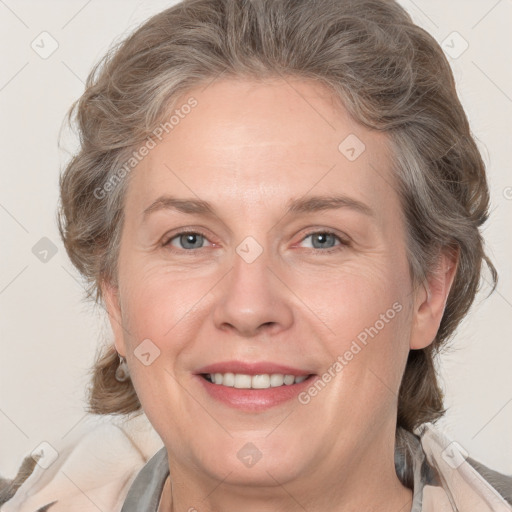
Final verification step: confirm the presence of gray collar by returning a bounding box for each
[121,429,430,511]
[121,446,169,512]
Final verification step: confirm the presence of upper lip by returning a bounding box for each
[195,361,313,377]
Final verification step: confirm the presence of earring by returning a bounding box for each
[115,354,130,382]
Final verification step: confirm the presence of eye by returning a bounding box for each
[163,231,212,251]
[298,231,348,252]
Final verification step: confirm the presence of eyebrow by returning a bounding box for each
[287,194,374,217]
[142,194,374,220]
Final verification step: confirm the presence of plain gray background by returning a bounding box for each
[1,0,511,478]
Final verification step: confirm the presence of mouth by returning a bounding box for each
[200,372,311,389]
[194,361,317,411]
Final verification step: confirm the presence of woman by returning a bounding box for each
[2,0,511,510]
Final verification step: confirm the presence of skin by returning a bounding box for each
[102,77,457,512]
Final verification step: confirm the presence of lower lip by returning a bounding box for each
[196,375,316,411]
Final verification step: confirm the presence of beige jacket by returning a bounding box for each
[1,414,511,511]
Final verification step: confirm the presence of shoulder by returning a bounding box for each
[414,422,512,511]
[0,414,163,512]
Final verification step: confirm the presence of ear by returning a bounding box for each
[409,247,459,350]
[101,278,127,357]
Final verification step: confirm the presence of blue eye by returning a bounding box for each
[162,230,348,254]
[165,231,211,250]
[299,231,347,251]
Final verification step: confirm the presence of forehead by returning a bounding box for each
[124,78,398,221]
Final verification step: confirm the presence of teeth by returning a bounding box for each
[283,374,295,385]
[234,374,252,388]
[206,373,308,389]
[270,374,284,387]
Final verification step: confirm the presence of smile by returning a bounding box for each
[202,372,309,389]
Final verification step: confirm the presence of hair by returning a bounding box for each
[58,0,497,435]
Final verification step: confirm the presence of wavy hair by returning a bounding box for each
[57,0,497,433]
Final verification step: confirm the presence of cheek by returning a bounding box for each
[305,259,412,387]
[120,264,214,342]
[295,257,406,330]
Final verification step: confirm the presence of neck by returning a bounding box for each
[160,427,413,512]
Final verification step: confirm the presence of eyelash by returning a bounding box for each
[162,229,350,254]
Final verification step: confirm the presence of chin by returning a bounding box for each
[186,433,314,487]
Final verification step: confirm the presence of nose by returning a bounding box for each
[212,245,294,338]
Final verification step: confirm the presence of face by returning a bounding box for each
[103,78,449,495]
